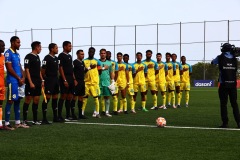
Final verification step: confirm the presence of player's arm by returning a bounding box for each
[125,64,130,84]
[24,55,36,88]
[179,63,183,75]
[41,59,47,79]
[58,54,68,87]
[5,63,24,86]
[164,63,168,76]
[172,63,176,76]
[40,69,44,87]
[72,61,78,86]
[132,64,136,78]
[144,64,148,77]
[154,62,159,75]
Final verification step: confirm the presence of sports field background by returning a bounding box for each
[1,87,240,160]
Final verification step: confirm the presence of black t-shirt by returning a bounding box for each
[24,53,41,80]
[73,59,85,82]
[42,54,59,77]
[58,52,73,76]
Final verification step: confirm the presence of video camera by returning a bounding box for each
[221,43,240,57]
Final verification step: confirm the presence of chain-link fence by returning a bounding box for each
[1,20,240,79]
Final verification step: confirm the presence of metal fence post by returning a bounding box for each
[203,21,206,80]
[15,29,17,36]
[135,25,137,61]
[31,28,33,42]
[51,28,52,43]
[228,20,230,43]
[91,26,93,47]
[180,22,182,58]
[114,26,116,61]
[72,27,74,57]
[157,23,158,53]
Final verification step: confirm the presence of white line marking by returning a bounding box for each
[65,122,240,131]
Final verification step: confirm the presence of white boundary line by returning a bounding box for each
[65,122,240,131]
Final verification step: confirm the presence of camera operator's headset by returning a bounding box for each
[221,43,233,52]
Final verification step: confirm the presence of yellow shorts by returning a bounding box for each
[117,83,127,91]
[127,84,134,96]
[166,81,175,91]
[156,82,166,92]
[180,82,191,91]
[85,84,100,97]
[146,81,157,91]
[174,81,181,87]
[134,83,146,93]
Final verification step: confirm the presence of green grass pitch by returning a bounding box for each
[1,87,240,160]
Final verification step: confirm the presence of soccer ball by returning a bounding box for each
[156,117,166,127]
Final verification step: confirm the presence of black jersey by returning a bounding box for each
[58,52,73,76]
[42,54,59,77]
[73,59,85,82]
[24,53,41,80]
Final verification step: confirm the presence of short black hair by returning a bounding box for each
[106,51,111,54]
[166,52,171,57]
[181,55,186,58]
[172,53,177,57]
[48,43,56,51]
[62,41,71,48]
[156,53,162,56]
[123,54,129,58]
[31,41,41,50]
[100,48,106,53]
[89,47,95,52]
[146,50,152,54]
[76,49,84,55]
[117,52,123,56]
[136,52,142,56]
[10,36,19,43]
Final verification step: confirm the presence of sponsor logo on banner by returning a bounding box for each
[194,80,214,87]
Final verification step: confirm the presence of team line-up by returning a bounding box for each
[0,36,192,130]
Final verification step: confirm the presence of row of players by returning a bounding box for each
[0,36,192,130]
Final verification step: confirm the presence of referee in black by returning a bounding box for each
[212,43,240,128]
[41,43,60,123]
[23,41,44,125]
[58,41,77,121]
[72,50,87,119]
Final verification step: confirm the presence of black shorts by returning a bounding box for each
[59,75,74,94]
[25,79,42,96]
[45,77,59,95]
[73,80,85,96]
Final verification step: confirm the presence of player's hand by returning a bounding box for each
[104,65,109,70]
[183,67,188,72]
[64,81,69,88]
[90,64,96,69]
[74,80,78,86]
[148,64,154,68]
[119,66,125,71]
[159,65,164,69]
[18,78,24,86]
[168,66,172,70]
[30,82,35,89]
[128,67,132,71]
[137,66,144,72]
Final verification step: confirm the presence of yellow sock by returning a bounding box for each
[0,108,2,126]
[153,94,157,107]
[177,92,181,105]
[142,101,146,109]
[119,99,123,110]
[130,96,135,110]
[171,91,175,106]
[145,94,147,101]
[94,98,100,113]
[162,92,166,106]
[123,98,127,111]
[186,91,190,104]
[101,97,105,112]
[82,98,88,115]
[113,96,118,111]
[167,92,171,105]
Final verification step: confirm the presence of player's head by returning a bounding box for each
[99,48,107,59]
[76,49,84,60]
[62,41,72,53]
[181,56,186,64]
[146,50,152,60]
[48,43,58,55]
[106,51,111,60]
[117,52,123,62]
[10,36,21,50]
[136,52,142,62]
[0,40,5,54]
[31,41,42,54]
[88,47,95,59]
[156,53,162,62]
[172,53,177,61]
[123,54,129,63]
[165,52,171,62]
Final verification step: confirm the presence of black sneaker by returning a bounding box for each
[167,104,171,108]
[65,117,73,122]
[124,111,128,114]
[112,111,118,115]
[32,121,41,125]
[58,116,65,122]
[137,107,143,111]
[41,120,51,125]
[78,115,88,119]
[177,105,181,108]
[101,111,106,116]
[72,115,78,120]
[219,124,228,128]
[53,117,60,122]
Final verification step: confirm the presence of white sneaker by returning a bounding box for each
[186,104,189,107]
[92,112,97,117]
[32,121,41,125]
[106,113,112,117]
[130,109,136,113]
[173,105,177,109]
[163,106,167,110]
[118,109,123,113]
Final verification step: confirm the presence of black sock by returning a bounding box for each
[58,99,64,118]
[32,103,38,122]
[42,99,49,120]
[65,100,71,118]
[78,100,83,117]
[23,103,29,121]
[71,100,76,116]
[52,99,58,119]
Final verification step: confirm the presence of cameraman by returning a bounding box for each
[211,43,240,128]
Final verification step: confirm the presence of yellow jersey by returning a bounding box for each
[181,63,192,83]
[156,61,168,83]
[172,61,182,82]
[116,62,128,85]
[83,58,101,85]
[166,62,176,81]
[132,62,147,85]
[142,59,158,82]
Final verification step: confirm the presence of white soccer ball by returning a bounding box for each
[156,117,166,127]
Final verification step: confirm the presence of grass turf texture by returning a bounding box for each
[1,87,240,160]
